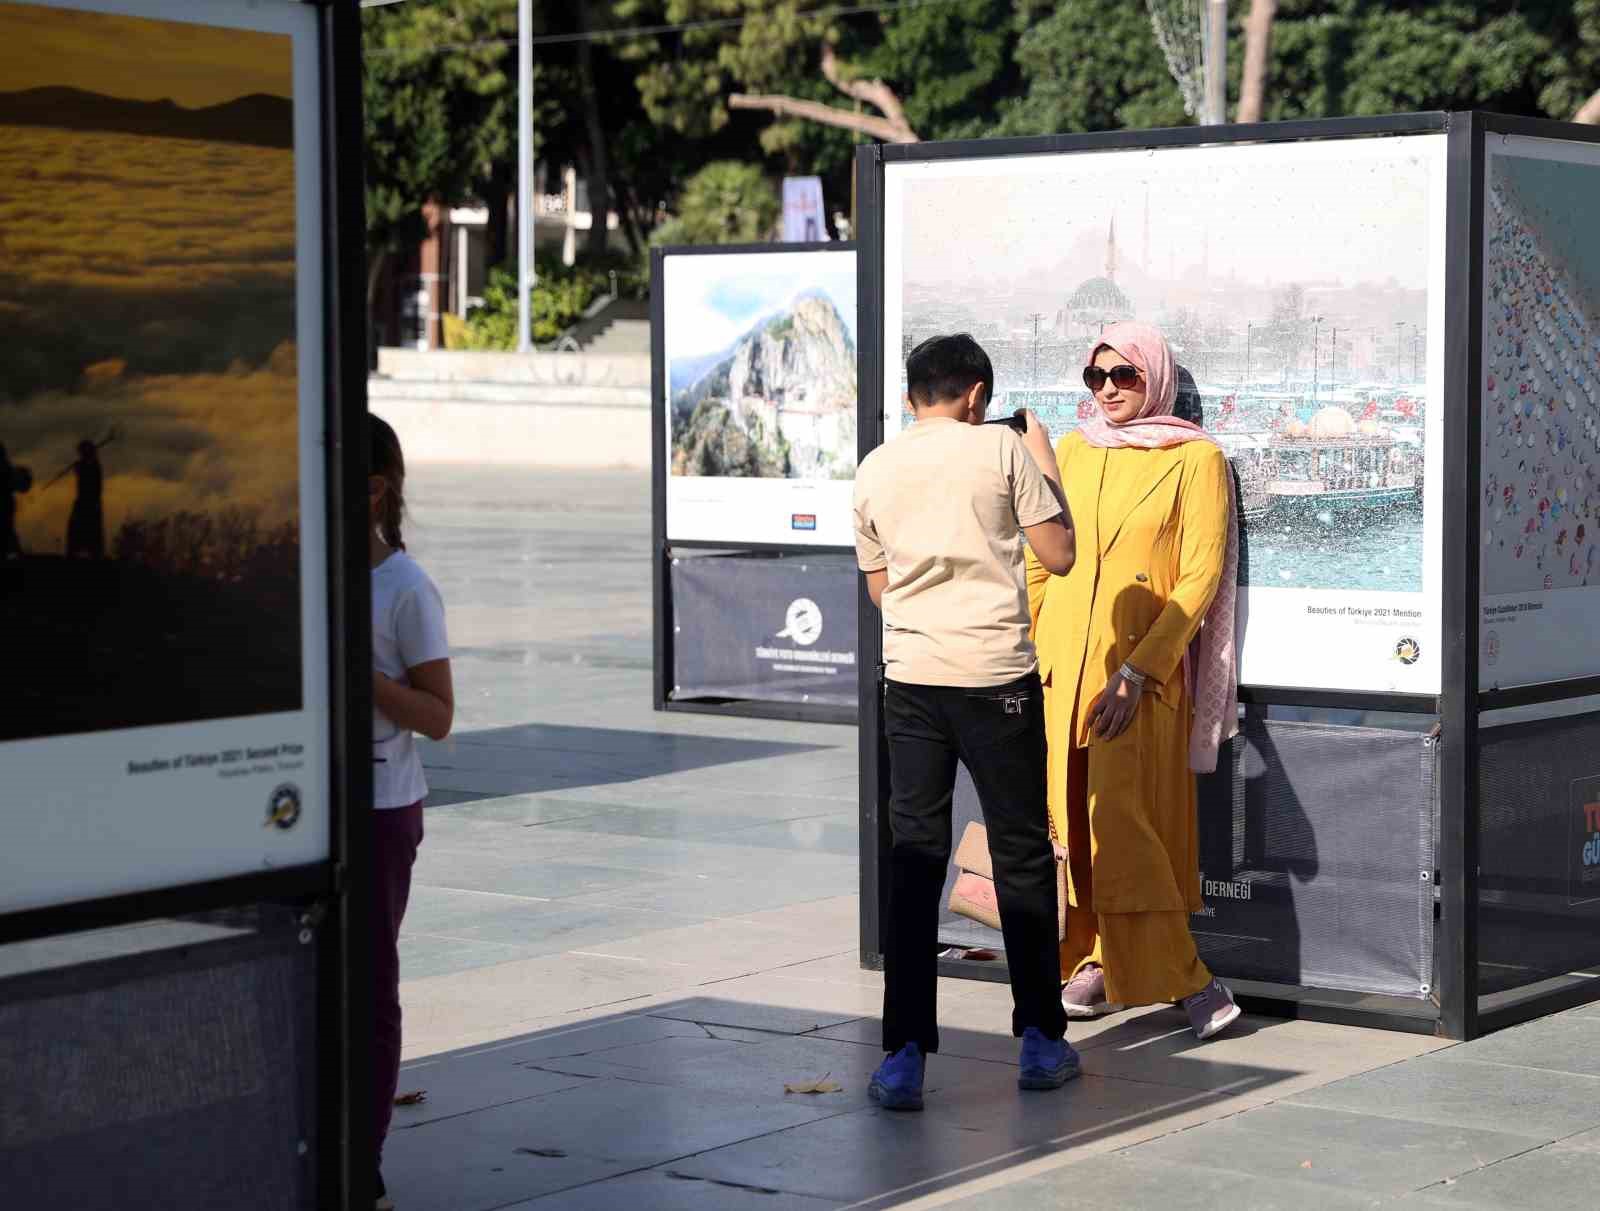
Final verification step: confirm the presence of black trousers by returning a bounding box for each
[881,670,1067,1053]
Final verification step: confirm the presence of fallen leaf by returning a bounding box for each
[784,1074,843,1095]
[393,1090,427,1106]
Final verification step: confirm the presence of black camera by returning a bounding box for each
[982,409,1027,434]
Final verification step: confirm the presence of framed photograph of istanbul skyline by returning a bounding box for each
[879,134,1449,694]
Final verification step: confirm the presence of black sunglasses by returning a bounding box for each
[1082,364,1142,392]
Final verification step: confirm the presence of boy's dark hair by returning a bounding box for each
[369,414,407,551]
[906,333,994,409]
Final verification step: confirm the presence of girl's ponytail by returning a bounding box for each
[369,414,407,551]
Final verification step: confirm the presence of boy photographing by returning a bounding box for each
[854,334,1078,1110]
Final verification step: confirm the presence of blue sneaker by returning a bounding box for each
[1018,1027,1080,1090]
[869,1043,925,1111]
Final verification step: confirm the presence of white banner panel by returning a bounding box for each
[881,134,1448,694]
[0,0,330,911]
[662,248,858,546]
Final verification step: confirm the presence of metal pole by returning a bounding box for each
[1204,0,1228,125]
[1245,321,1252,385]
[1395,320,1405,382]
[1311,315,1321,405]
[516,0,533,353]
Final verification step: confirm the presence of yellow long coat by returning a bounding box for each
[1026,433,1231,917]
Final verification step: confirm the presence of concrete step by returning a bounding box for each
[367,376,646,408]
[585,319,651,356]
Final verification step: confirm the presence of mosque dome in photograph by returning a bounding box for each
[1066,275,1133,316]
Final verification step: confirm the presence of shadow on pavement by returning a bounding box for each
[384,994,1306,1211]
[422,723,836,801]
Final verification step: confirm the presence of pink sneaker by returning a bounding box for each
[1061,963,1124,1019]
[1182,978,1241,1039]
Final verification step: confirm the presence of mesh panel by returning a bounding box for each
[1479,711,1600,995]
[0,905,319,1209]
[1195,718,1435,998]
[940,718,1436,998]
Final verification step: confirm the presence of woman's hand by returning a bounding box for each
[1087,668,1143,740]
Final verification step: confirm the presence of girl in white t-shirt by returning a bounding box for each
[368,415,452,1210]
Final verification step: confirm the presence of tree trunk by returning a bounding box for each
[1237,0,1277,123]
[573,4,609,259]
[482,177,510,272]
[365,247,389,354]
[1576,88,1600,125]
[726,43,919,145]
[728,93,917,143]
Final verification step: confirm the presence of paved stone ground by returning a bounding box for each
[386,464,1600,1210]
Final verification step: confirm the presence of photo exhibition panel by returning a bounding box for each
[880,134,1448,694]
[1481,133,1600,691]
[876,134,1452,691]
[663,248,859,547]
[0,0,331,911]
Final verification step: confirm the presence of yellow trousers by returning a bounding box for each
[1058,743,1212,1007]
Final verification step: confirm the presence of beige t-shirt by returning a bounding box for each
[853,417,1061,687]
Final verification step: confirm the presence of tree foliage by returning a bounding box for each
[997,0,1187,136]
[360,0,1600,279]
[650,160,779,246]
[361,0,527,277]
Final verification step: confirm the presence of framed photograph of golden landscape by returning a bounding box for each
[0,0,336,912]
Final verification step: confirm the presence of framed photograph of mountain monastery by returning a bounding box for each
[655,245,857,548]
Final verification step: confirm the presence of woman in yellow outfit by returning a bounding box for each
[1026,321,1242,1040]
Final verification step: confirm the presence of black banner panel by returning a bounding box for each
[1479,711,1600,996]
[939,718,1436,999]
[670,552,858,708]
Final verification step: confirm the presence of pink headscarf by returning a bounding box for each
[1080,321,1239,774]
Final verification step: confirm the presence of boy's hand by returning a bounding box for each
[1018,410,1061,491]
[1020,409,1054,459]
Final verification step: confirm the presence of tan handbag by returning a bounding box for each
[947,818,1067,941]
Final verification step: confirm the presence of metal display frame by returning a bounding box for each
[855,111,1600,1041]
[0,2,371,1204]
[650,240,859,725]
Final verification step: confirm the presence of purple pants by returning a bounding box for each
[373,802,423,1163]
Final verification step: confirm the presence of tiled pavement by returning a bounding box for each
[382,464,1600,1209]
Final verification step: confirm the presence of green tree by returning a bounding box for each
[997,0,1188,136]
[851,0,1021,141]
[362,0,528,299]
[1253,1,1600,123]
[650,160,780,245]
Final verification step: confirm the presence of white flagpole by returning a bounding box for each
[1204,0,1228,125]
[516,0,533,352]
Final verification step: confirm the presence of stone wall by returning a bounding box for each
[368,349,651,469]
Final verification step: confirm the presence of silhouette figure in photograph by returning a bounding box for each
[63,438,107,558]
[0,442,27,559]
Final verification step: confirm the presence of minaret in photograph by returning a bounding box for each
[1143,187,1151,276]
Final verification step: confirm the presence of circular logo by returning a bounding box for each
[1484,630,1501,667]
[1394,637,1422,666]
[776,597,823,646]
[264,783,302,831]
